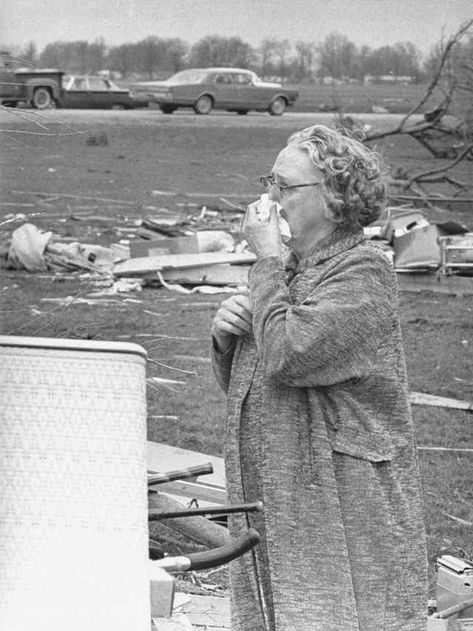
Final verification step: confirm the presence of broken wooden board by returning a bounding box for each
[397,273,473,296]
[152,612,193,630]
[161,264,249,286]
[181,595,230,630]
[152,189,255,202]
[146,441,227,505]
[152,595,230,631]
[114,252,256,276]
[409,392,473,412]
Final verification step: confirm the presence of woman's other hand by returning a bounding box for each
[211,294,253,353]
[242,203,282,260]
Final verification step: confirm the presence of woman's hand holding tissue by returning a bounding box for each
[242,198,283,260]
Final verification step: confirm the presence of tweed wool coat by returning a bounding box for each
[211,228,428,631]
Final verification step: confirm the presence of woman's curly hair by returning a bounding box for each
[287,124,386,227]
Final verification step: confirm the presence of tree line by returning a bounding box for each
[7,31,472,84]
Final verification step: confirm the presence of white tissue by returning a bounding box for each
[250,193,291,241]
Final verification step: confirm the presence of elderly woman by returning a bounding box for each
[211,124,428,631]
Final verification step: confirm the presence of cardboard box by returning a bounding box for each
[149,563,175,618]
[393,225,441,269]
[130,236,199,259]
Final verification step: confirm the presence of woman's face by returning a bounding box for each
[268,144,335,255]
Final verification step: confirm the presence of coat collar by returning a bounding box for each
[285,226,366,275]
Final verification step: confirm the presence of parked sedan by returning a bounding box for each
[129,67,299,115]
[59,75,149,109]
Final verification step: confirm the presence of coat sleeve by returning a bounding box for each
[210,337,236,394]
[249,251,394,387]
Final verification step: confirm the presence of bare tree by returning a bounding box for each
[20,42,38,67]
[189,36,254,69]
[294,41,317,82]
[107,43,137,78]
[364,20,473,148]
[272,39,292,82]
[257,38,291,80]
[317,33,357,80]
[333,20,473,203]
[258,38,277,78]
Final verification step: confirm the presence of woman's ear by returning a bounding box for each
[322,201,337,224]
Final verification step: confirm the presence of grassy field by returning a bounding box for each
[0,108,472,594]
[287,82,437,113]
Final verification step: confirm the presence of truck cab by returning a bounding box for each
[0,66,65,109]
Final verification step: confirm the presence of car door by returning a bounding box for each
[210,72,236,107]
[88,76,117,109]
[231,72,258,108]
[63,76,91,108]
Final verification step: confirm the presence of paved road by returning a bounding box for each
[0,106,422,131]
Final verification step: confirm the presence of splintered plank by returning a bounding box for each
[181,595,231,629]
[114,252,256,276]
[409,392,473,412]
[146,441,227,506]
[162,264,249,286]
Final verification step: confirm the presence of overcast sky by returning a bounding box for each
[1,0,471,55]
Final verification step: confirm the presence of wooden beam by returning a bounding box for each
[114,252,256,276]
[161,264,249,286]
[146,441,226,506]
[410,391,473,412]
[156,479,227,505]
[418,446,473,453]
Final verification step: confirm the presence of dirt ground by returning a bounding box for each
[1,107,472,593]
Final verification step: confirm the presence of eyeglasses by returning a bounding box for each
[259,174,322,193]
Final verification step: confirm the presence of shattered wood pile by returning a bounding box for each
[1,189,473,298]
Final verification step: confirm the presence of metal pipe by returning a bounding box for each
[148,501,263,520]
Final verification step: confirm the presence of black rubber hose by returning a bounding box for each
[186,528,260,571]
[155,528,260,572]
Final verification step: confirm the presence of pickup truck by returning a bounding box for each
[0,68,64,109]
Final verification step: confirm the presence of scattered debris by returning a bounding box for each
[149,377,187,386]
[86,278,143,297]
[397,274,473,296]
[114,251,256,277]
[440,511,473,527]
[409,391,473,412]
[156,271,244,295]
[6,223,116,274]
[2,195,471,300]
[40,295,123,306]
[417,446,473,453]
[86,131,109,146]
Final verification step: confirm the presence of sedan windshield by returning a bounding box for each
[166,70,209,85]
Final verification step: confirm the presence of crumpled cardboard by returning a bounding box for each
[393,225,441,269]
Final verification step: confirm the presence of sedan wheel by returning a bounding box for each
[32,88,55,110]
[237,110,249,115]
[194,95,212,115]
[268,97,286,116]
